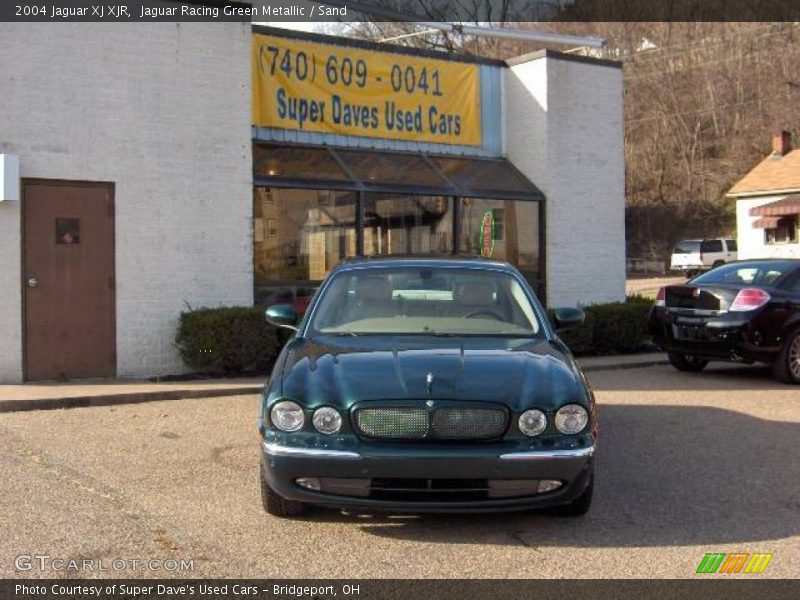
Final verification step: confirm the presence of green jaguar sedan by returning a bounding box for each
[259,257,596,517]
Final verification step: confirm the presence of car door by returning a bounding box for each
[786,272,800,313]
[700,239,724,267]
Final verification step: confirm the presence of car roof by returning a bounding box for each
[724,258,800,265]
[335,254,512,270]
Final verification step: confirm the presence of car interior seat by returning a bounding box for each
[343,277,396,322]
[451,281,498,318]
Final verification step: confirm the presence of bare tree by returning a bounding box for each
[328,4,800,260]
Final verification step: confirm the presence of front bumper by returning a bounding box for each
[261,436,595,513]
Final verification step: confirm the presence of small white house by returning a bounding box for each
[727,131,800,259]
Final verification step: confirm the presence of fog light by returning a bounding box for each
[296,477,321,491]
[538,480,562,493]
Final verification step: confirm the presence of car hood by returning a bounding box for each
[277,335,588,411]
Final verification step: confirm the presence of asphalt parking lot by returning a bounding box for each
[1,364,797,579]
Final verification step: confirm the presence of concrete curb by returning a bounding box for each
[0,386,263,414]
[0,355,669,414]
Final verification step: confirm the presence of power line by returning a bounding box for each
[624,23,794,64]
[626,92,795,126]
[624,29,799,81]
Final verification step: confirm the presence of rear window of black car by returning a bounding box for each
[693,261,798,286]
[674,241,701,254]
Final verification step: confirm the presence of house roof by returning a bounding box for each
[727,148,800,197]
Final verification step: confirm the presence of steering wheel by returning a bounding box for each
[463,308,506,321]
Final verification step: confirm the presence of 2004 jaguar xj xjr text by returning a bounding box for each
[259,257,596,517]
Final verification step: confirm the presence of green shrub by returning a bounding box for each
[175,306,280,375]
[554,298,653,356]
[625,293,656,306]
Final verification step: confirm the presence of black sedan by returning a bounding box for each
[259,257,596,517]
[650,259,800,383]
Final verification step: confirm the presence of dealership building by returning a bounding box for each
[0,22,623,383]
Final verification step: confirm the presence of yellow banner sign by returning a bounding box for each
[252,33,482,146]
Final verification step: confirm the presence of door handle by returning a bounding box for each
[27,277,38,288]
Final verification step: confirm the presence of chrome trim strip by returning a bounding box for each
[666,308,726,316]
[499,446,595,461]
[263,441,362,460]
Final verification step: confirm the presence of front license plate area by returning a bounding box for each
[671,324,705,341]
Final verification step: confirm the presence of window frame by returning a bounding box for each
[304,263,550,339]
[252,143,548,302]
[700,239,724,253]
[764,216,798,245]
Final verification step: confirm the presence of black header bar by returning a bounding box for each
[2,0,799,22]
[2,579,800,600]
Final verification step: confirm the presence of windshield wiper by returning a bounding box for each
[423,331,538,338]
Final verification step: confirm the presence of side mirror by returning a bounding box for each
[265,304,298,331]
[553,307,585,331]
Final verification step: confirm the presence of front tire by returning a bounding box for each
[551,474,593,517]
[772,328,800,385]
[668,351,709,372]
[260,469,307,517]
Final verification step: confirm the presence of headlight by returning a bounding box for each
[519,409,547,437]
[312,407,342,435]
[270,401,305,432]
[555,404,588,434]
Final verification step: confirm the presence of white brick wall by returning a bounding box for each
[504,52,626,307]
[0,23,253,382]
[736,196,800,259]
[0,198,22,382]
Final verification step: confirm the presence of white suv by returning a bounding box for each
[670,238,737,276]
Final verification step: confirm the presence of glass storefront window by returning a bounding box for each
[429,156,540,196]
[362,193,453,256]
[459,198,541,290]
[337,150,446,189]
[254,187,357,306]
[253,145,351,182]
[253,188,542,307]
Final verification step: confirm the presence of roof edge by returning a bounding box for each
[727,187,800,199]
[252,25,507,67]
[505,48,622,69]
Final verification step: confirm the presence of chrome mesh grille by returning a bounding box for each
[354,405,508,441]
[355,408,428,439]
[431,407,508,440]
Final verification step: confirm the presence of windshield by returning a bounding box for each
[308,267,542,336]
[673,241,701,254]
[692,261,797,286]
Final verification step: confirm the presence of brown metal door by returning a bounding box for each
[23,180,116,380]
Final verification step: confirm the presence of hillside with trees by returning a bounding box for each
[336,17,800,261]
